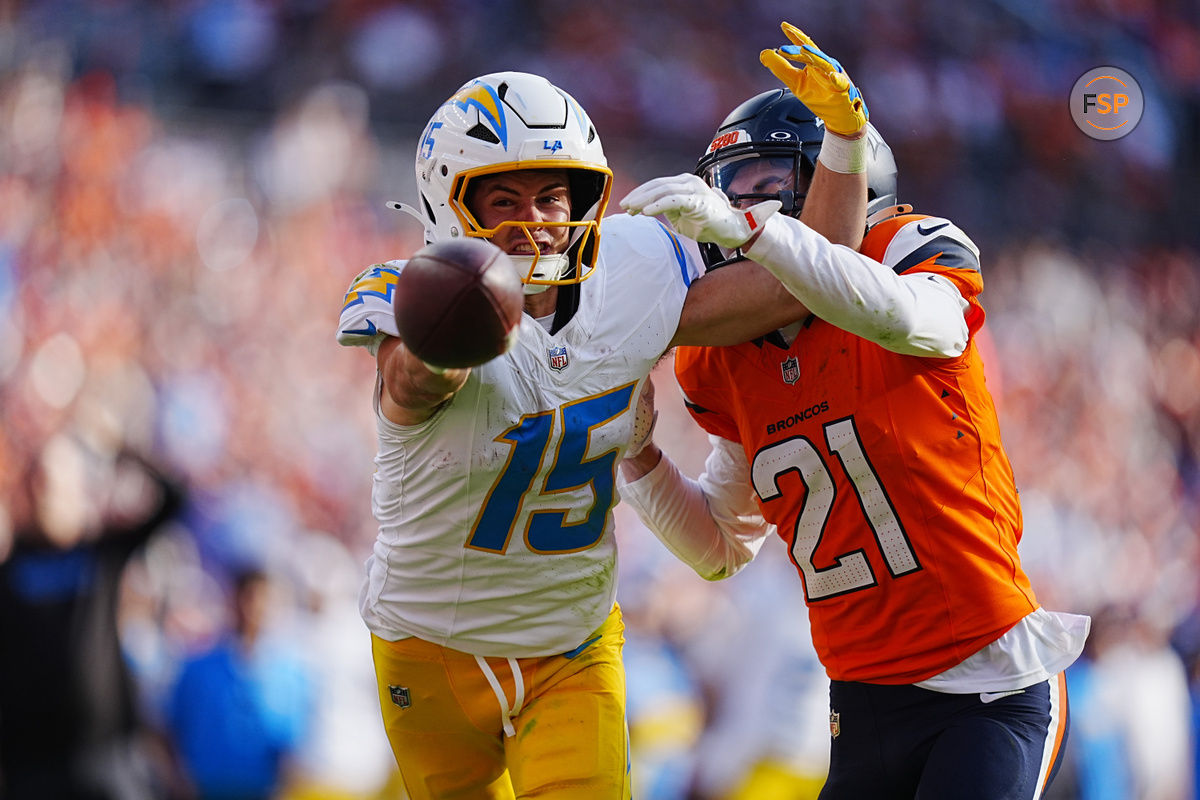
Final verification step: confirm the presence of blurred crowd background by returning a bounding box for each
[1,1,1198,798]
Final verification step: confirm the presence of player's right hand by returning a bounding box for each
[759,23,868,137]
[620,173,780,250]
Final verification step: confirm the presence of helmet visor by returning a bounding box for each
[702,152,812,210]
[697,151,813,270]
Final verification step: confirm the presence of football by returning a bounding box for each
[393,239,524,369]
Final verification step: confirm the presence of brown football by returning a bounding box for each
[393,239,524,369]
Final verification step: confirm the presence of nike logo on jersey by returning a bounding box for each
[916,221,950,236]
[979,689,1025,704]
[342,319,378,337]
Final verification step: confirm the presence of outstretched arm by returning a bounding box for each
[762,22,872,250]
[802,154,866,253]
[337,262,475,425]
[741,214,970,357]
[619,387,768,581]
[629,25,966,355]
[377,336,469,426]
[634,23,872,347]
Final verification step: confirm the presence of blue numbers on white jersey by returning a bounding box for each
[467,382,637,555]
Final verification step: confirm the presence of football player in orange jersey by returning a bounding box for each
[618,24,1091,800]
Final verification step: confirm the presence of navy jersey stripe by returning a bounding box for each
[891,236,980,275]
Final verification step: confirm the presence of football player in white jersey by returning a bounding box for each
[337,42,869,798]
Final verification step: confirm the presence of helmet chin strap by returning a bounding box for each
[511,253,570,295]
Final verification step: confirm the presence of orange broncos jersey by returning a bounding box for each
[674,212,1038,684]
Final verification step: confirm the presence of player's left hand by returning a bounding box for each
[759,22,868,137]
[620,174,781,249]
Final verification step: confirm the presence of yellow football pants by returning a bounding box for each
[371,605,631,799]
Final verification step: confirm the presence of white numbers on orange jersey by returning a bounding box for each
[751,416,921,602]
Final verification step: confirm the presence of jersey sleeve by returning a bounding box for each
[601,212,702,289]
[673,345,743,443]
[863,214,986,335]
[337,261,403,353]
[599,214,703,361]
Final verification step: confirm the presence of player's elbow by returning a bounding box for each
[874,314,968,357]
[696,540,756,581]
[869,289,968,358]
[699,559,751,581]
[697,562,738,582]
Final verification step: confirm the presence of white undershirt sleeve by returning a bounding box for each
[618,435,770,581]
[746,213,970,357]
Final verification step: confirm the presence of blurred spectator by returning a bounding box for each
[617,497,707,800]
[280,530,398,800]
[0,3,1198,797]
[1068,606,1194,800]
[165,567,312,800]
[682,537,830,800]
[0,437,184,800]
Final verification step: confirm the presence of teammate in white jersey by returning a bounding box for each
[337,62,867,799]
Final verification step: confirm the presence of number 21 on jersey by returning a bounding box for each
[751,416,922,601]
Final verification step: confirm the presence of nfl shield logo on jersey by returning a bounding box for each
[781,356,800,385]
[829,710,841,739]
[548,345,569,372]
[389,685,411,709]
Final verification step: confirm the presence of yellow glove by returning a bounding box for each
[759,23,868,137]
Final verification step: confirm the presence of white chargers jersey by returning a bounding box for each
[338,214,701,657]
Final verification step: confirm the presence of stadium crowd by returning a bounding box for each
[1,1,1198,798]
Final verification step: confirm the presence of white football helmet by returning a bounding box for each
[395,71,613,293]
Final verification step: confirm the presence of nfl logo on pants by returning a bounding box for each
[389,685,411,709]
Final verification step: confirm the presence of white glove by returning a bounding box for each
[620,174,781,249]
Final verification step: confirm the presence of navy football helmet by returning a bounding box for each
[695,88,898,269]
